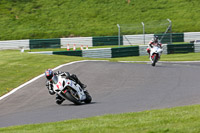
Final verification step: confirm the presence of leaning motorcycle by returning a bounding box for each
[51,75,92,105]
[149,45,163,66]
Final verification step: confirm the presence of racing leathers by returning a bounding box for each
[146,40,163,56]
[46,71,87,104]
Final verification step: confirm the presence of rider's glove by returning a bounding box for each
[46,82,49,87]
[55,71,61,75]
[48,84,55,95]
[46,81,55,95]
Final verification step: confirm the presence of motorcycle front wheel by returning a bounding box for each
[152,54,157,66]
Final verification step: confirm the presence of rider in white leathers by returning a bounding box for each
[45,69,87,104]
[146,36,163,56]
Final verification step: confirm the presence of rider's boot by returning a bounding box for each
[79,81,87,89]
[81,83,87,89]
[56,94,65,105]
[71,74,87,89]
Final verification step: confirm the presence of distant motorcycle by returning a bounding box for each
[150,45,163,66]
[51,74,92,105]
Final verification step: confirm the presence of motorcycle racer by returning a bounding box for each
[146,36,163,56]
[45,69,87,104]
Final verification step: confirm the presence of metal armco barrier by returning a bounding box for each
[194,43,200,53]
[29,43,196,58]
[0,40,29,50]
[92,36,122,46]
[167,43,194,54]
[29,39,61,49]
[53,50,82,57]
[82,48,112,58]
[111,46,139,58]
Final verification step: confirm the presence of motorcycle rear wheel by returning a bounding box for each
[84,91,92,104]
[65,89,82,105]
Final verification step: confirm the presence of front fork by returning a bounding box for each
[150,53,160,63]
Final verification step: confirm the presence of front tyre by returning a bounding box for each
[67,90,82,105]
[84,91,92,104]
[152,54,157,66]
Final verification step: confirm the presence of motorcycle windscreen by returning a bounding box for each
[52,76,58,84]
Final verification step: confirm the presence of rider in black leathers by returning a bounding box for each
[45,69,87,105]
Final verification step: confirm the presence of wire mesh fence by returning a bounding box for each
[118,19,172,45]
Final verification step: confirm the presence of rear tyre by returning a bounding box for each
[67,90,82,105]
[84,91,92,104]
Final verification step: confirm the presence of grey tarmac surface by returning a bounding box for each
[0,61,200,127]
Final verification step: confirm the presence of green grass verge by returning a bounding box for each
[1,0,200,40]
[0,50,87,96]
[1,104,200,133]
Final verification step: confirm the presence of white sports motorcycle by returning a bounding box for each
[51,74,92,105]
[150,45,163,66]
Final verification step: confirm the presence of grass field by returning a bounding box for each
[0,0,200,40]
[1,50,200,132]
[0,50,85,96]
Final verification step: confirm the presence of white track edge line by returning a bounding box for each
[1,60,198,100]
[0,60,107,101]
[119,61,200,63]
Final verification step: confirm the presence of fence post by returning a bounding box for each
[141,22,145,45]
[167,19,172,44]
[117,24,120,47]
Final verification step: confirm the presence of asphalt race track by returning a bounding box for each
[1,61,200,127]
